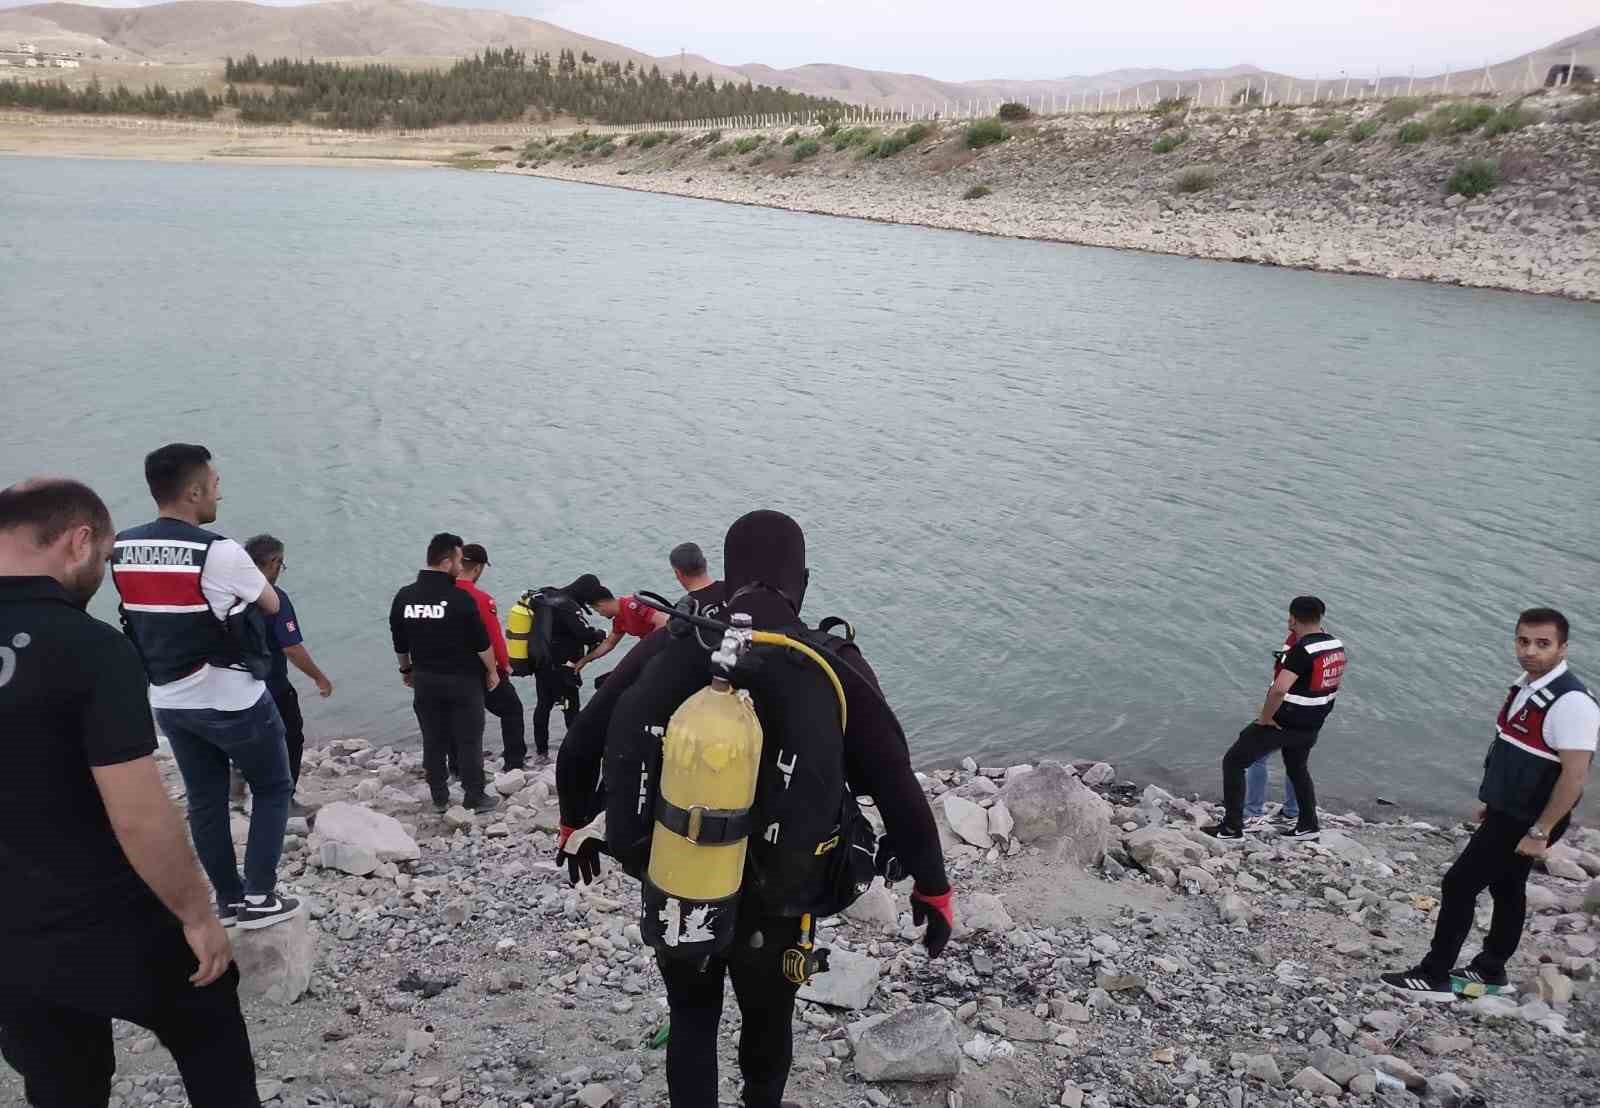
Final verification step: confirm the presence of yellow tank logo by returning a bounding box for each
[813,835,840,856]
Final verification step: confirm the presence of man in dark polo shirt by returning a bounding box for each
[390,532,501,815]
[0,477,260,1107]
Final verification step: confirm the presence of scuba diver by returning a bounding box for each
[509,574,610,764]
[554,511,952,1108]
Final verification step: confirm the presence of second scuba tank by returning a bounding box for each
[642,667,763,960]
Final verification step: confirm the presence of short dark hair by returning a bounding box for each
[1289,595,1326,623]
[244,534,285,568]
[1517,607,1569,644]
[144,443,213,506]
[670,542,708,576]
[427,532,464,566]
[0,478,113,545]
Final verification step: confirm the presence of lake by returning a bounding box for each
[3,154,1597,818]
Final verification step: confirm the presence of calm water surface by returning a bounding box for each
[3,155,1597,818]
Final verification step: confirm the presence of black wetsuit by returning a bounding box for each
[532,594,603,757]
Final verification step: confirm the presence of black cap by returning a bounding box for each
[462,544,490,566]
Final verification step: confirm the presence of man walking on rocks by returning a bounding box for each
[390,532,501,815]
[113,443,300,931]
[0,478,261,1106]
[1383,607,1597,1001]
[1204,596,1346,844]
[578,510,953,1108]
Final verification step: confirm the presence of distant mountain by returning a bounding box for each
[2,0,1595,110]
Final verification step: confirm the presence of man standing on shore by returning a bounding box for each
[1203,596,1346,844]
[245,534,333,809]
[113,444,299,931]
[390,533,501,814]
[1383,608,1597,1000]
[456,543,527,772]
[0,478,261,1105]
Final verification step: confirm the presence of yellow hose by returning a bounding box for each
[751,632,848,731]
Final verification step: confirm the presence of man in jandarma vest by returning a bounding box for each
[112,444,299,931]
[558,510,953,1108]
[1383,607,1598,1000]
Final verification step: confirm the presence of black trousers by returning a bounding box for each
[0,916,259,1108]
[413,671,487,805]
[656,918,802,1108]
[1222,722,1319,832]
[532,668,580,757]
[484,677,527,770]
[267,679,305,785]
[1420,808,1570,978]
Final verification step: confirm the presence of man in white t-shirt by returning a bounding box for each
[111,444,300,932]
[1383,607,1598,1000]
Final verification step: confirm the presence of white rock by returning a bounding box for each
[958,892,1014,934]
[1288,1067,1341,1097]
[843,879,900,932]
[797,948,881,1010]
[999,760,1111,865]
[942,794,992,848]
[848,1004,962,1082]
[494,769,527,796]
[233,913,316,1005]
[311,801,421,862]
[444,805,475,829]
[987,800,1015,841]
[318,840,380,877]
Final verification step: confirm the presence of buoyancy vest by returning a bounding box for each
[611,622,865,960]
[1480,668,1594,823]
[111,518,263,685]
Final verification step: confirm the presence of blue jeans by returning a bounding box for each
[1244,754,1299,820]
[156,693,291,905]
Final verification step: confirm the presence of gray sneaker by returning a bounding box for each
[470,795,500,815]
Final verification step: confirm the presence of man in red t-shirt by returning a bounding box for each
[456,545,526,771]
[576,593,667,677]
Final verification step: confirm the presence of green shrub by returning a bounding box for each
[1152,130,1188,154]
[781,130,800,145]
[1447,158,1498,197]
[1483,105,1538,136]
[1348,119,1380,143]
[791,139,821,161]
[1429,103,1495,134]
[965,119,1008,148]
[1396,121,1429,144]
[734,135,763,154]
[997,101,1032,121]
[903,122,932,143]
[1172,167,1216,194]
[1380,97,1425,122]
[708,141,735,158]
[831,126,878,150]
[1151,96,1189,116]
[821,121,840,137]
[1561,96,1600,123]
[962,184,992,199]
[1305,125,1335,145]
[638,130,672,149]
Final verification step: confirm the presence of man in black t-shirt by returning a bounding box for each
[0,478,260,1107]
[390,532,502,815]
[1204,595,1348,844]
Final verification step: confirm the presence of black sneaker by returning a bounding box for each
[1269,811,1299,828]
[219,904,241,929]
[237,893,301,931]
[1381,967,1457,1003]
[1451,965,1515,997]
[1202,823,1246,845]
[470,794,500,815]
[1285,826,1321,841]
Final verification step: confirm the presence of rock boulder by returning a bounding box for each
[234,914,316,1005]
[998,761,1110,865]
[311,801,420,862]
[848,1004,961,1082]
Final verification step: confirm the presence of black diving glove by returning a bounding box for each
[557,825,605,886]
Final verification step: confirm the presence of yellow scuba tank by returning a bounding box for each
[505,593,536,677]
[646,673,764,951]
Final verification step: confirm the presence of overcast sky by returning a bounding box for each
[16,0,1596,80]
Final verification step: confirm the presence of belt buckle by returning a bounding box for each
[686,805,706,844]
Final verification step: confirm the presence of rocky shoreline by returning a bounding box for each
[8,735,1597,1108]
[499,93,1600,302]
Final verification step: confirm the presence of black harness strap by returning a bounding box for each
[655,799,753,845]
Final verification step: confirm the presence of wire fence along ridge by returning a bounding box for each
[1,47,1590,140]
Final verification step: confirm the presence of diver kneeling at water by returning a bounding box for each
[554,510,953,1108]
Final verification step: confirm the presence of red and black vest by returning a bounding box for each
[1275,631,1347,732]
[1480,668,1593,823]
[111,518,229,686]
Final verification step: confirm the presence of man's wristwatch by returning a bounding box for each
[1526,826,1549,841]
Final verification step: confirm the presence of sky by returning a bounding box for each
[11,0,1596,80]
